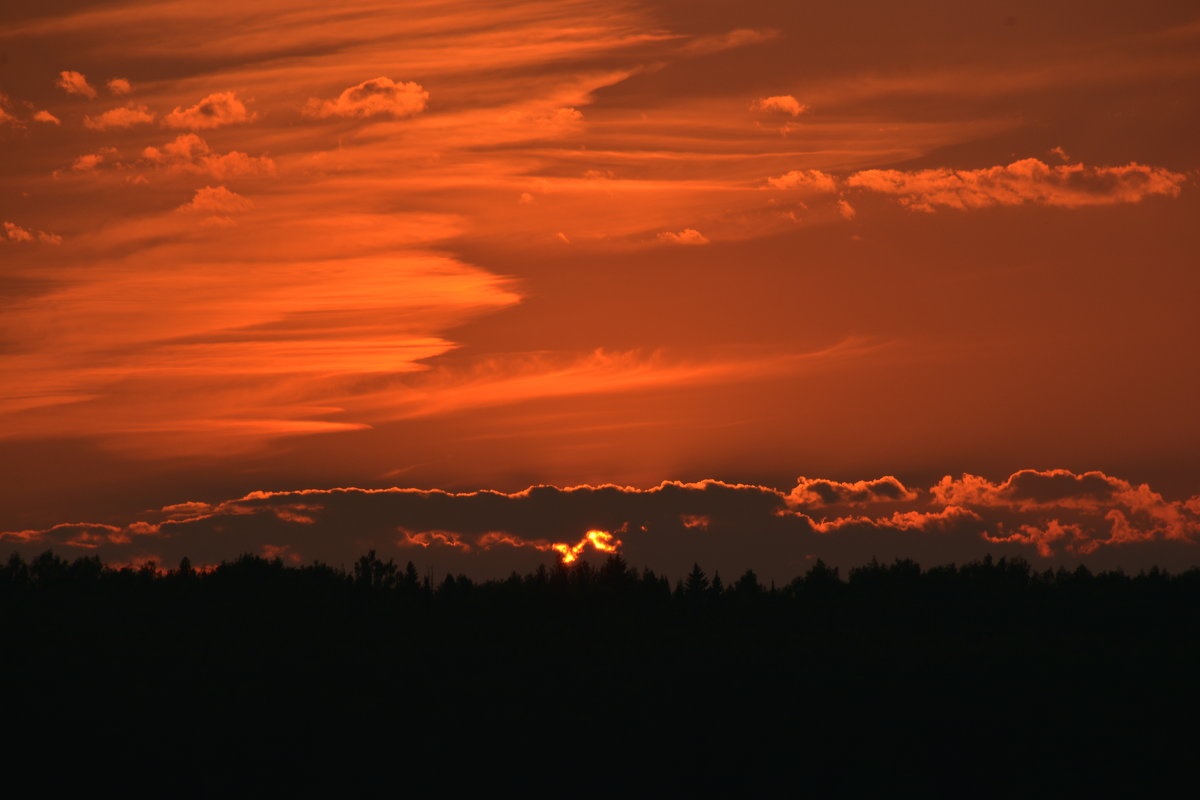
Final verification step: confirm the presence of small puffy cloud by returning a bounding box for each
[144,134,209,162]
[3,222,34,242]
[163,91,255,130]
[658,228,709,245]
[3,222,61,244]
[837,199,856,220]
[56,70,97,99]
[178,185,254,213]
[751,95,807,116]
[71,152,107,171]
[0,93,22,127]
[847,158,1187,212]
[84,104,155,130]
[32,110,61,125]
[305,77,428,120]
[518,192,534,205]
[767,169,838,192]
[107,78,133,95]
[143,134,276,179]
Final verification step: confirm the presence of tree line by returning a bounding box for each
[5,548,1199,795]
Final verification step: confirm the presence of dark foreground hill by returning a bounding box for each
[4,550,1199,795]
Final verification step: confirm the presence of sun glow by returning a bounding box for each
[551,529,622,564]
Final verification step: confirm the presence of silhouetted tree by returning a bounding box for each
[684,563,709,597]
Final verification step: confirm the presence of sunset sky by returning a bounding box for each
[2,0,1198,578]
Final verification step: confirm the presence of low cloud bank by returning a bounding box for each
[5,469,1198,580]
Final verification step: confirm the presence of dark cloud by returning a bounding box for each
[5,470,1198,580]
[788,475,918,507]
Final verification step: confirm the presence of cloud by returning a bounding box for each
[305,77,429,120]
[751,95,807,116]
[372,344,868,422]
[4,470,1197,578]
[846,159,1188,211]
[766,169,838,192]
[932,469,1200,551]
[142,134,276,179]
[3,222,34,242]
[56,70,96,98]
[499,106,583,129]
[32,110,61,125]
[681,28,778,56]
[84,104,155,130]
[107,77,133,95]
[71,151,107,171]
[837,199,856,220]
[657,228,709,245]
[178,185,253,213]
[3,221,61,244]
[788,476,918,509]
[163,91,255,130]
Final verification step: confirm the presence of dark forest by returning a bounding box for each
[5,549,1198,794]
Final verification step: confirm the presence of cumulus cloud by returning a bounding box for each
[846,158,1187,211]
[56,70,96,98]
[163,91,255,130]
[657,228,709,245]
[837,199,856,220]
[84,104,155,130]
[142,134,276,179]
[178,185,253,213]
[3,221,61,244]
[107,78,133,95]
[305,77,429,119]
[766,169,838,192]
[71,151,107,171]
[2,222,34,242]
[788,476,918,509]
[32,110,61,125]
[931,469,1199,553]
[4,470,1197,579]
[751,95,807,116]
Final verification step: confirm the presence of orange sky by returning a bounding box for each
[2,0,1198,574]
